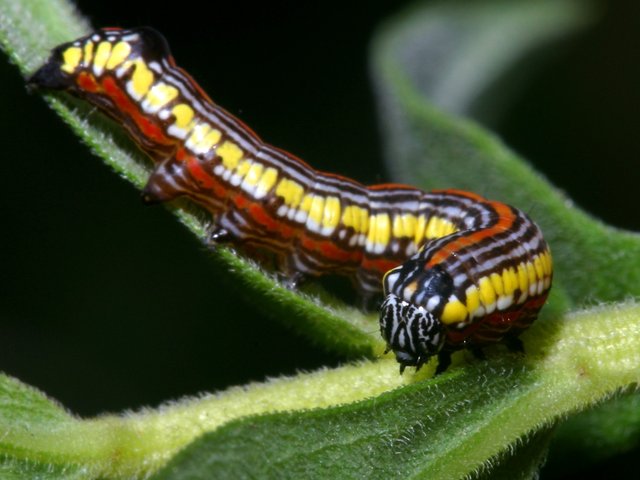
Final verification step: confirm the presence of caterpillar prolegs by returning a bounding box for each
[29,27,553,373]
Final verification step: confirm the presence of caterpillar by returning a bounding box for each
[29,27,553,374]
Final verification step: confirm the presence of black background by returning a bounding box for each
[1,1,639,475]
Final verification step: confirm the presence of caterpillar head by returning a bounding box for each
[380,259,454,373]
[379,294,445,373]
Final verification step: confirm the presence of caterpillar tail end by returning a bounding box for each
[27,60,67,92]
[27,46,72,92]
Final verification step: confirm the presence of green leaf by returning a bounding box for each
[150,303,640,479]
[475,428,556,480]
[545,389,640,476]
[0,461,84,480]
[0,374,83,477]
[371,0,595,121]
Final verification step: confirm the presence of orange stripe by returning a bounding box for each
[101,75,170,145]
[76,71,99,93]
[361,258,400,276]
[426,201,515,267]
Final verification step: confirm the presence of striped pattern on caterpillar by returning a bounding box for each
[29,27,553,374]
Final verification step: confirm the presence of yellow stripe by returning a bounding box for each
[217,141,243,170]
[322,196,341,229]
[131,59,154,98]
[187,122,211,150]
[106,41,131,69]
[243,163,264,187]
[490,272,504,296]
[502,267,518,296]
[540,252,550,276]
[533,255,545,280]
[465,286,481,314]
[93,41,112,72]
[61,46,82,73]
[275,178,304,208]
[425,217,457,239]
[402,213,417,238]
[441,297,468,324]
[145,82,178,109]
[342,205,369,234]
[256,167,278,196]
[526,261,537,285]
[200,129,222,152]
[392,215,403,238]
[299,194,313,213]
[172,104,194,129]
[375,213,391,247]
[478,276,496,307]
[235,159,252,178]
[517,263,529,293]
[82,41,94,67]
[308,195,325,225]
[392,213,417,238]
[367,213,391,247]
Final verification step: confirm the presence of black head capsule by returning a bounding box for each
[379,294,445,373]
[381,257,455,373]
[27,41,77,91]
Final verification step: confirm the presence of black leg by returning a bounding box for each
[435,351,452,375]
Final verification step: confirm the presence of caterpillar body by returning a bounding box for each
[29,27,553,373]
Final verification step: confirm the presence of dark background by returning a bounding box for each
[1,2,638,470]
